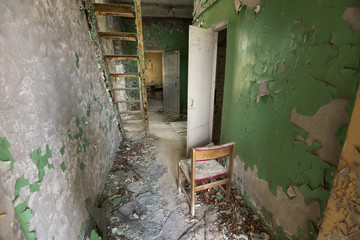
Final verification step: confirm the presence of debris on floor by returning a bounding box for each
[89,103,271,240]
[197,187,271,240]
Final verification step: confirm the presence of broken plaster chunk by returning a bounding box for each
[287,185,296,198]
[0,161,11,174]
[337,167,350,182]
[256,82,270,103]
[255,5,261,14]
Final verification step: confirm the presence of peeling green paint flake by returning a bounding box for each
[14,196,36,240]
[87,106,91,117]
[299,184,329,214]
[80,162,85,170]
[292,124,308,140]
[82,116,88,125]
[75,52,80,69]
[0,137,15,172]
[309,141,323,152]
[67,129,72,139]
[76,117,80,127]
[111,197,122,206]
[14,176,30,199]
[77,145,82,153]
[90,230,102,240]
[90,82,93,89]
[60,146,65,155]
[75,127,83,140]
[82,139,89,152]
[30,183,41,193]
[335,125,348,148]
[30,145,52,182]
[60,162,66,172]
[48,163,54,169]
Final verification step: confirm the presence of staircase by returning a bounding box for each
[92,1,149,137]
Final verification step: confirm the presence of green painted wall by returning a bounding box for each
[197,0,360,238]
[120,18,191,113]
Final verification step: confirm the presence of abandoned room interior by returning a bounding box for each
[1,0,360,239]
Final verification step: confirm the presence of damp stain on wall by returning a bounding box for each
[196,0,360,238]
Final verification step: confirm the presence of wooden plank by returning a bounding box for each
[115,100,143,103]
[122,119,144,124]
[194,179,229,192]
[110,73,140,78]
[98,32,136,41]
[109,87,140,91]
[194,143,235,161]
[180,184,191,204]
[119,110,143,114]
[93,3,134,17]
[103,55,138,61]
[179,163,191,183]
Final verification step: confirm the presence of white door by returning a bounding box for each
[163,51,180,114]
[187,25,217,152]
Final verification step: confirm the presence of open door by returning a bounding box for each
[163,51,180,114]
[187,25,217,152]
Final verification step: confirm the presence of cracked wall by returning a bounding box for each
[196,0,360,239]
[0,0,121,239]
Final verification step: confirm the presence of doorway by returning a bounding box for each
[144,51,180,115]
[187,20,228,152]
[212,28,227,145]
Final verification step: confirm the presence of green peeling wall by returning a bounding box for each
[120,18,191,113]
[196,0,360,238]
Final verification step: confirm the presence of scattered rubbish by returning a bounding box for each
[0,213,6,221]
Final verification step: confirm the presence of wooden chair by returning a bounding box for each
[178,142,236,216]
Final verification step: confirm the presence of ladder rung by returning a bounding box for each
[119,110,143,114]
[123,119,145,124]
[103,55,138,61]
[115,100,143,103]
[98,32,136,41]
[125,128,146,134]
[110,73,140,78]
[109,87,141,91]
[93,3,135,17]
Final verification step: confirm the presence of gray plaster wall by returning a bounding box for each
[0,0,121,239]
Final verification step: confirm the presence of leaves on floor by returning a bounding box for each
[197,185,272,240]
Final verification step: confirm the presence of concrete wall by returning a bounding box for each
[196,0,360,239]
[0,0,122,239]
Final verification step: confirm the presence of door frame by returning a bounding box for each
[209,18,228,142]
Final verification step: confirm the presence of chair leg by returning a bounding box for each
[191,183,195,216]
[226,180,231,201]
[178,163,182,193]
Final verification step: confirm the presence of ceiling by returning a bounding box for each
[114,0,194,19]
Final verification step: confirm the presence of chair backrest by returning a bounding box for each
[193,142,236,162]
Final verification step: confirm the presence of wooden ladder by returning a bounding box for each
[93,1,149,137]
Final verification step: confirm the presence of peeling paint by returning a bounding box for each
[30,145,52,182]
[290,98,350,166]
[199,0,360,238]
[0,137,15,172]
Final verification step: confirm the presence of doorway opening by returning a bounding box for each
[144,51,164,101]
[212,28,227,145]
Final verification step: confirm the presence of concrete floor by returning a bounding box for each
[95,99,268,240]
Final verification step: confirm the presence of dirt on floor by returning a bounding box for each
[86,100,271,240]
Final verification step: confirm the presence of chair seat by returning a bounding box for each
[179,159,228,182]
